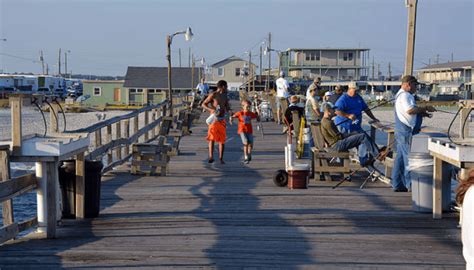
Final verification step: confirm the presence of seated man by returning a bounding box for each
[320,103,385,167]
[283,95,304,133]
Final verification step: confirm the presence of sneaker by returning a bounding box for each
[248,154,252,161]
[243,159,249,164]
[208,158,214,163]
[393,187,408,192]
[220,159,226,164]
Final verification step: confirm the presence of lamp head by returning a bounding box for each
[185,27,194,41]
[263,46,269,56]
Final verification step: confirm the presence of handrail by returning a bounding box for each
[65,101,167,134]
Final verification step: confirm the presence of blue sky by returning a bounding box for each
[0,0,473,76]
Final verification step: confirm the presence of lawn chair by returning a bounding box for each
[309,122,361,181]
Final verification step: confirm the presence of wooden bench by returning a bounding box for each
[131,136,171,176]
[309,123,361,181]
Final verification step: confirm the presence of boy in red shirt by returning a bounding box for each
[231,100,258,164]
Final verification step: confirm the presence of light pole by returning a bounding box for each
[65,50,71,78]
[0,39,6,73]
[264,46,283,77]
[166,27,193,117]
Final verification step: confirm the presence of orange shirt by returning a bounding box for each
[233,111,257,134]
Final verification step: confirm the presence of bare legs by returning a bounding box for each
[208,141,225,164]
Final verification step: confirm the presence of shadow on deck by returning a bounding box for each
[0,108,464,269]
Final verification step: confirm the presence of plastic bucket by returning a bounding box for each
[410,153,451,212]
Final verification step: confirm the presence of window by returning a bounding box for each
[130,88,136,93]
[217,67,224,77]
[136,88,143,93]
[343,52,354,61]
[93,87,101,96]
[235,68,241,76]
[305,52,317,61]
[148,89,155,93]
[316,54,320,61]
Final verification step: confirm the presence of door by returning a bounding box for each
[114,88,121,102]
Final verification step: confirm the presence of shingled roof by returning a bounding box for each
[124,67,200,89]
[211,56,245,67]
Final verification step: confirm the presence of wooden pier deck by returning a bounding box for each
[0,112,465,269]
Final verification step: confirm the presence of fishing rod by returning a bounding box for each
[52,96,67,132]
[31,96,47,137]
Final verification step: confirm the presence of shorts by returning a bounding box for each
[275,96,286,109]
[240,132,254,145]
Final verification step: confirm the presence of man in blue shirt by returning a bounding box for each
[334,82,379,165]
[334,82,378,133]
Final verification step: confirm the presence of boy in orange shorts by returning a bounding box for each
[231,100,258,164]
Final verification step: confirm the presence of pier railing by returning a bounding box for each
[0,145,38,244]
[65,95,191,173]
[0,94,193,244]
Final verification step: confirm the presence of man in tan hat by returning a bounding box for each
[391,75,435,192]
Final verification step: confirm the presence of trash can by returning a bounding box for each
[58,160,104,219]
[410,153,452,212]
[58,161,76,219]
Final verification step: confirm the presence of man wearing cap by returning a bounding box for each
[275,71,290,125]
[328,85,343,105]
[334,82,379,165]
[306,77,323,100]
[334,82,378,134]
[391,75,435,192]
[305,87,321,123]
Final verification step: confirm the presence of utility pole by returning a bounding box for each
[403,0,418,76]
[58,48,61,75]
[188,47,191,67]
[371,57,375,80]
[259,45,262,84]
[377,63,380,80]
[39,50,45,74]
[451,52,454,62]
[46,63,49,75]
[388,62,392,80]
[436,54,440,64]
[267,32,271,90]
[191,54,195,90]
[64,51,68,78]
[179,48,182,67]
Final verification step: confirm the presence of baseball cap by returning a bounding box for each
[324,91,333,96]
[401,75,419,84]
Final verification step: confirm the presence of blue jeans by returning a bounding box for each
[333,133,378,163]
[337,125,371,164]
[391,114,421,190]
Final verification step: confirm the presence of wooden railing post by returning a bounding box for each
[10,96,22,154]
[0,147,14,226]
[144,110,149,141]
[75,153,85,219]
[49,102,60,133]
[124,120,130,155]
[133,115,139,142]
[115,121,122,160]
[151,110,157,139]
[106,124,112,164]
[95,129,102,149]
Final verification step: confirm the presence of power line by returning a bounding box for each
[0,53,40,63]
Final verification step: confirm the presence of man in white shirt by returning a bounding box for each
[275,71,289,125]
[391,75,435,192]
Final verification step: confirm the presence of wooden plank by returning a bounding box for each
[17,216,38,232]
[0,149,14,225]
[385,132,395,177]
[0,173,37,203]
[45,161,57,238]
[432,156,443,219]
[75,152,85,219]
[133,115,139,142]
[0,222,19,244]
